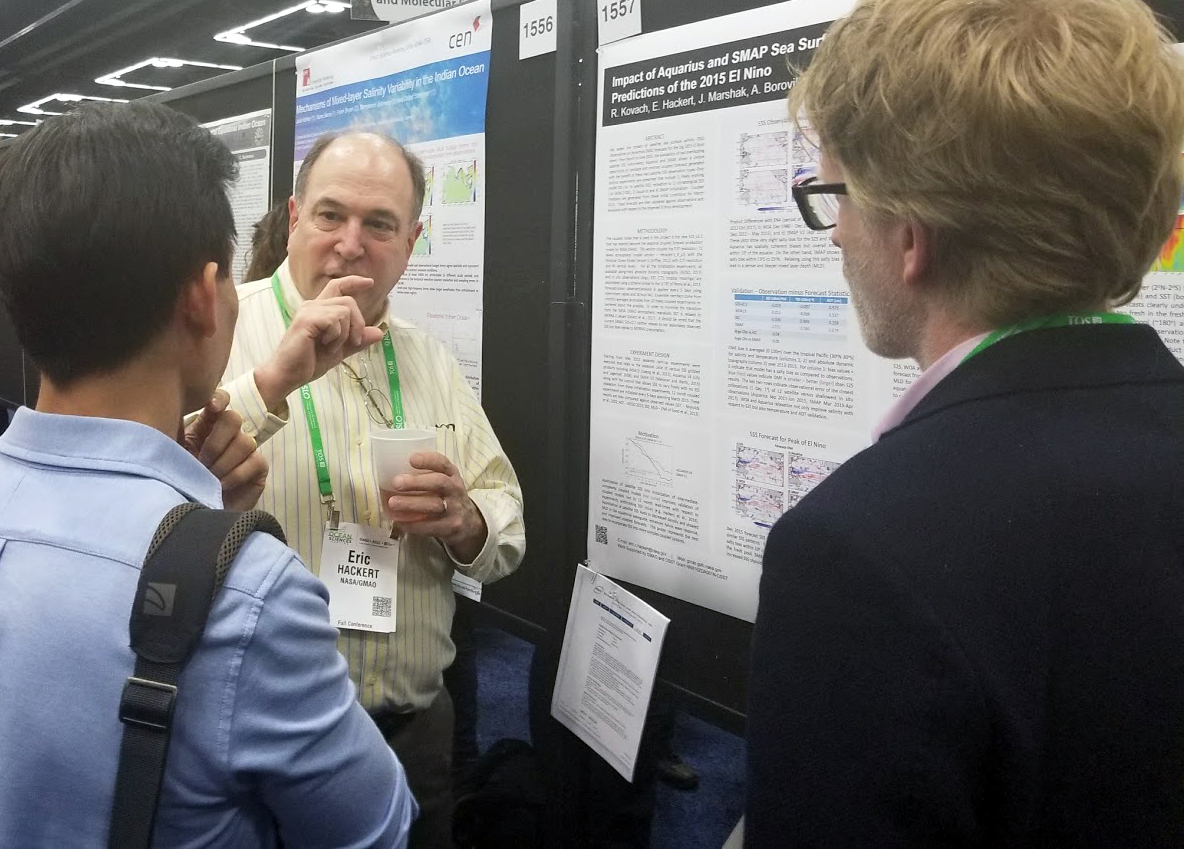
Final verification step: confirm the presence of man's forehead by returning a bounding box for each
[304,139,411,199]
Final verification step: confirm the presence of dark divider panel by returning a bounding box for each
[472,1,560,641]
[272,66,298,203]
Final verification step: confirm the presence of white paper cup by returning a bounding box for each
[371,428,438,494]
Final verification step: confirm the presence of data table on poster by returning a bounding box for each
[733,294,848,344]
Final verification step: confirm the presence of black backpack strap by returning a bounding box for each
[107,503,285,849]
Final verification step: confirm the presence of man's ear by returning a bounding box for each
[287,195,300,235]
[900,219,935,292]
[406,220,424,256]
[177,262,221,338]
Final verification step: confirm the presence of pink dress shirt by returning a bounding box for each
[871,333,989,442]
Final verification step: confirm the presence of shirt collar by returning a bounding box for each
[276,257,391,331]
[0,407,223,507]
[871,332,989,442]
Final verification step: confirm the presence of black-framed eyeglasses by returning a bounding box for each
[792,176,847,231]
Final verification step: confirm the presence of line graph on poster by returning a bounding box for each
[623,437,674,483]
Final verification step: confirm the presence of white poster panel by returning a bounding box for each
[586,0,900,623]
[204,109,273,285]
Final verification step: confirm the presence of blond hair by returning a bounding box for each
[791,0,1184,327]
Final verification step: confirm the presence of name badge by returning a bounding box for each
[320,522,399,633]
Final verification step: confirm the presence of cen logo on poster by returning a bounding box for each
[449,16,482,49]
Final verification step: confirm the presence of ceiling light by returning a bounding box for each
[96,57,243,92]
[0,118,39,126]
[213,33,304,51]
[214,3,319,52]
[17,94,128,117]
[214,2,349,51]
[0,133,17,139]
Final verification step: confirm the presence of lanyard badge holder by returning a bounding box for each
[963,312,1135,363]
[269,273,406,528]
[272,275,345,529]
[271,273,405,632]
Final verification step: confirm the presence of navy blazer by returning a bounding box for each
[746,324,1184,847]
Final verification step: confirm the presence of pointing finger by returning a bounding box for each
[319,275,374,300]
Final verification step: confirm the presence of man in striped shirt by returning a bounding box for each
[221,132,526,849]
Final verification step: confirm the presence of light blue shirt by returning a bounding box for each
[0,408,417,848]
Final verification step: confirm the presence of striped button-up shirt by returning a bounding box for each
[223,259,526,712]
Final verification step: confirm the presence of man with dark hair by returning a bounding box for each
[222,130,525,848]
[0,101,416,847]
[746,0,1184,845]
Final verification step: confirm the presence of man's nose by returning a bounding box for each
[335,219,364,260]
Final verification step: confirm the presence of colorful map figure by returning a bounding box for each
[443,162,477,204]
[1155,212,1184,272]
[1154,156,1184,272]
[413,215,432,257]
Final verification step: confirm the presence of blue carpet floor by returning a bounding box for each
[473,626,746,848]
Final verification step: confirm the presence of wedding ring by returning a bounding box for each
[440,497,448,515]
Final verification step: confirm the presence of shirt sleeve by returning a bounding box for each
[227,551,417,848]
[442,356,526,583]
[221,371,289,447]
[745,509,988,847]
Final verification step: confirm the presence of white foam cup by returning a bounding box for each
[372,428,438,494]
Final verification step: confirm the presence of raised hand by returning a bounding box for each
[253,275,386,412]
[182,389,269,511]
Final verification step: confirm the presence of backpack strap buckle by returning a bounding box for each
[118,676,178,732]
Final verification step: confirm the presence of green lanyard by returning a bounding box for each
[270,273,406,521]
[963,312,1135,363]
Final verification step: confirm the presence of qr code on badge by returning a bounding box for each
[372,596,392,618]
[594,525,608,545]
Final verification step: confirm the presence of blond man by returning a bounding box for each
[748,0,1184,844]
